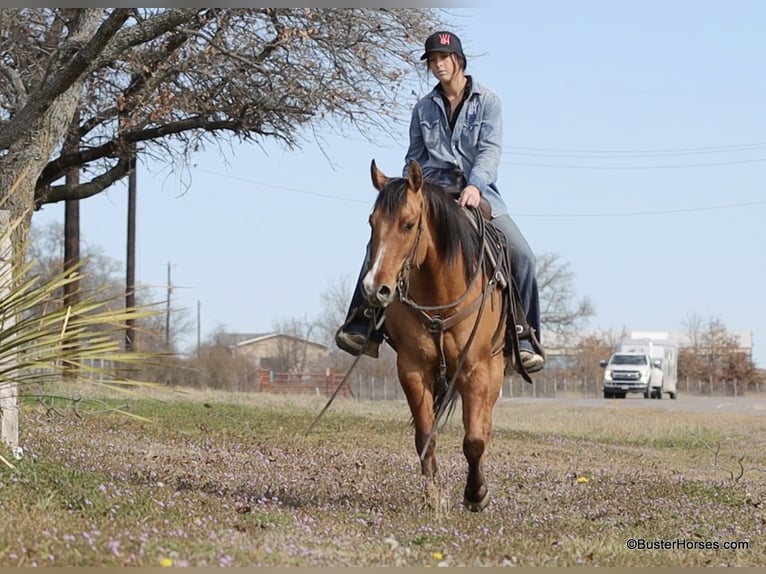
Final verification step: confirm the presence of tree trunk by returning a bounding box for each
[0,10,103,259]
[1,83,89,258]
[0,11,103,450]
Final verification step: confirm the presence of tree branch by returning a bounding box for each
[0,9,131,151]
[79,107,119,138]
[90,9,205,69]
[38,116,248,188]
[37,157,132,205]
[0,61,28,109]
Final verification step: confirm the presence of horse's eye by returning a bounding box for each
[404,221,416,232]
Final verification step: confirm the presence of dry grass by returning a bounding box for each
[1,384,764,566]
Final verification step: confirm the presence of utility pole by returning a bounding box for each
[125,145,137,351]
[197,300,202,357]
[165,261,172,350]
[63,108,80,310]
[63,108,80,378]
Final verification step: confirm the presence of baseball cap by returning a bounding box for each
[420,31,464,60]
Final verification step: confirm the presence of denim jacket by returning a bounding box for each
[403,78,507,218]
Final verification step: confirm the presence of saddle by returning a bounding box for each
[456,204,545,382]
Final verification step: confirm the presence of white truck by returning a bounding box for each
[600,336,678,400]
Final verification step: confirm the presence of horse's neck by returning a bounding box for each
[409,243,473,305]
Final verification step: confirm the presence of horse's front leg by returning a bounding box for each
[398,364,440,507]
[459,357,503,512]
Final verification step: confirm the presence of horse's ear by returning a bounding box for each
[370,159,389,192]
[406,160,423,193]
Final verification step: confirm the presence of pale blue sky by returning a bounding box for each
[34,2,766,365]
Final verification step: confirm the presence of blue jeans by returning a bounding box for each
[489,213,541,346]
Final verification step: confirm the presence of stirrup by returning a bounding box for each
[334,328,380,358]
[334,306,382,358]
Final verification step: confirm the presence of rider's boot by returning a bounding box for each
[505,323,545,375]
[334,271,383,358]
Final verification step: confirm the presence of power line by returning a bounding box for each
[501,157,766,170]
[192,166,765,217]
[504,146,766,159]
[193,166,369,204]
[504,141,766,156]
[513,198,766,218]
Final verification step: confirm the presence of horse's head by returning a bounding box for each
[362,159,426,308]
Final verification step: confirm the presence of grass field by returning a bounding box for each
[1,385,764,566]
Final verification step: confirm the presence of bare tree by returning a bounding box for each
[536,252,595,344]
[315,273,355,347]
[271,316,321,373]
[26,220,192,352]
[570,333,613,385]
[26,221,122,301]
[679,313,756,388]
[0,8,450,255]
[1,9,132,260]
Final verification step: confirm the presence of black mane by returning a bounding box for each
[374,178,481,282]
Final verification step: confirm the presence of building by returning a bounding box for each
[645,330,754,361]
[218,332,330,372]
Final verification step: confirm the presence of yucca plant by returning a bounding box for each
[1,209,165,467]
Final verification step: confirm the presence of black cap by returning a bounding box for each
[420,31,464,61]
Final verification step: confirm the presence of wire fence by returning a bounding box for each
[502,376,763,399]
[252,369,764,400]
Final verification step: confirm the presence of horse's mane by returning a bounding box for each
[375,178,481,283]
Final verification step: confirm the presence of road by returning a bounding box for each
[500,395,766,414]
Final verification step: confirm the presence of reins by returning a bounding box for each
[304,309,387,437]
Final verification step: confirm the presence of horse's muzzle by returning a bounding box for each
[362,281,396,308]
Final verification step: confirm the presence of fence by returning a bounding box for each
[254,370,409,400]
[254,369,764,400]
[256,369,351,398]
[504,375,764,399]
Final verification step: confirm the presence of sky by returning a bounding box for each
[32,2,766,366]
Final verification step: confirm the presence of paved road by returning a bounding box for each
[500,395,766,414]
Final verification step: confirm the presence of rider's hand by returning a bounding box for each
[459,184,482,209]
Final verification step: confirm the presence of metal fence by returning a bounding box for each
[253,369,764,400]
[501,375,764,399]
[256,369,351,397]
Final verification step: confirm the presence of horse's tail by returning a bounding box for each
[407,376,459,430]
[413,375,460,462]
[433,375,459,427]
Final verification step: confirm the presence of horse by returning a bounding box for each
[361,158,530,512]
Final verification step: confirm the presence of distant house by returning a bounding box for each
[218,332,330,372]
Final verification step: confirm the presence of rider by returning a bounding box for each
[335,30,545,373]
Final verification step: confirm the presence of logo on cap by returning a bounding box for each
[439,33,451,46]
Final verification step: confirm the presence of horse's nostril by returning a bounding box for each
[378,285,391,300]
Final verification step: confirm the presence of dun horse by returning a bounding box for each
[361,159,530,511]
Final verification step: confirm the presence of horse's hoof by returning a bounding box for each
[463,486,489,512]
